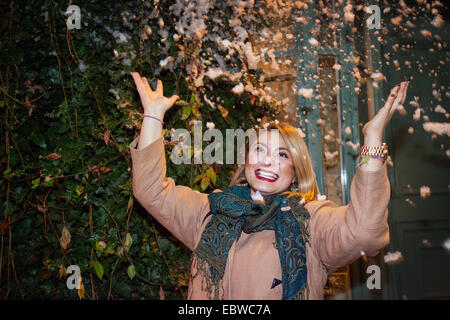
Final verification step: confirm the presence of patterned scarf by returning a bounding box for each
[191,184,310,300]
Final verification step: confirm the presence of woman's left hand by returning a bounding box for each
[362,81,409,146]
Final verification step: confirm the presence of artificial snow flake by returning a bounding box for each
[346,141,360,152]
[308,38,319,46]
[422,122,450,137]
[111,30,130,43]
[443,238,450,253]
[344,4,355,23]
[344,126,352,135]
[231,83,244,94]
[298,88,314,99]
[144,25,152,36]
[324,151,338,161]
[420,29,432,38]
[413,108,422,121]
[159,56,174,69]
[78,60,88,72]
[405,198,416,208]
[242,42,259,70]
[203,95,216,109]
[296,128,306,138]
[205,68,224,80]
[333,63,342,71]
[420,185,431,199]
[251,190,265,204]
[370,72,384,81]
[431,14,444,28]
[384,251,404,265]
[158,18,165,28]
[395,103,406,114]
[434,105,446,114]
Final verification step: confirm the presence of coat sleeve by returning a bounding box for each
[305,164,390,273]
[130,136,211,251]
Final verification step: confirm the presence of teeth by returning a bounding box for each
[256,170,278,180]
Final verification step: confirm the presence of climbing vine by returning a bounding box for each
[0,0,286,299]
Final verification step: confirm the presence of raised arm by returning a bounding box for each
[306,81,409,272]
[130,72,210,250]
[306,164,390,273]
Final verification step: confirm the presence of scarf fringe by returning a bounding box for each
[190,252,225,300]
[292,282,309,300]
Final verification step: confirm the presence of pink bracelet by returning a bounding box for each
[142,114,164,124]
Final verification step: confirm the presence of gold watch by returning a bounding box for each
[360,143,388,162]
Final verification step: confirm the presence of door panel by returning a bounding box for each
[381,1,450,299]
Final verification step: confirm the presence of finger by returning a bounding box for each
[392,82,407,108]
[156,79,163,95]
[131,72,146,97]
[142,77,152,92]
[399,81,409,105]
[167,95,180,108]
[383,85,401,111]
[389,82,408,116]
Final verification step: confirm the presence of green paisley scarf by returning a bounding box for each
[191,184,310,300]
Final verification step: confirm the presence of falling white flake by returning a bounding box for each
[413,108,422,121]
[442,238,450,253]
[78,60,88,73]
[308,38,319,46]
[159,56,174,69]
[345,126,352,135]
[435,105,446,114]
[298,88,314,99]
[384,251,404,265]
[397,105,407,115]
[420,186,431,199]
[231,83,244,95]
[431,15,444,28]
[370,72,384,81]
[422,122,450,137]
[405,198,416,207]
[296,128,306,138]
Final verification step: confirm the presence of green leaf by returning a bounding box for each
[181,106,191,120]
[127,197,133,212]
[206,168,217,185]
[192,174,203,184]
[200,176,210,191]
[127,265,136,280]
[91,260,104,280]
[3,167,11,176]
[175,99,189,107]
[125,233,133,248]
[31,177,40,189]
[42,179,54,187]
[189,93,196,105]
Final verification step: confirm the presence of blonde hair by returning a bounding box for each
[229,122,319,203]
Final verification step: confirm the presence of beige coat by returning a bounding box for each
[130,136,390,299]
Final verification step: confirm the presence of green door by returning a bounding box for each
[257,0,449,299]
[380,2,450,299]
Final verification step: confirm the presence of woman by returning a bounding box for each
[130,71,409,299]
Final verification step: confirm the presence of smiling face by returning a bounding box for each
[244,130,296,197]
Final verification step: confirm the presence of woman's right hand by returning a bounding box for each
[131,72,179,119]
